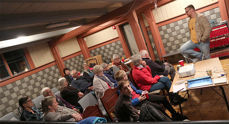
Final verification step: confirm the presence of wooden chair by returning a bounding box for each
[82,105,104,118]
[100,88,118,121]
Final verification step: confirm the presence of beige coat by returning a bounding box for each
[93,75,114,99]
[188,14,211,42]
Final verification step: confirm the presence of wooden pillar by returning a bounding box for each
[116,25,131,58]
[1,54,13,77]
[143,9,166,60]
[77,36,91,59]
[49,42,65,76]
[138,14,156,61]
[218,0,229,24]
[24,48,35,69]
[225,0,229,19]
[128,10,148,51]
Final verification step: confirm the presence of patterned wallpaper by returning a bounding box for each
[0,65,61,118]
[90,41,125,64]
[64,54,84,72]
[159,7,221,55]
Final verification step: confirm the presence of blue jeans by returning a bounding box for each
[150,77,171,92]
[180,40,210,60]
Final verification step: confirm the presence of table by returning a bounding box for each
[170,58,229,113]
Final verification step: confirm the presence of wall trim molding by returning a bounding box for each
[62,51,83,61]
[0,61,56,87]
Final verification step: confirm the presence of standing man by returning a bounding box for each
[180,5,211,62]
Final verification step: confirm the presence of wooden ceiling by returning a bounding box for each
[0,0,134,41]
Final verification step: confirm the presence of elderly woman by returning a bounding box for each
[42,96,82,122]
[58,77,84,112]
[131,54,186,105]
[93,65,114,99]
[18,96,43,121]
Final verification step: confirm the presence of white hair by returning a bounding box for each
[113,54,120,60]
[140,50,149,58]
[58,77,66,89]
[131,54,142,66]
[101,63,108,69]
[93,65,103,74]
[41,87,51,97]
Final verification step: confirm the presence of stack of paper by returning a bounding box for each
[173,81,186,93]
[212,77,227,84]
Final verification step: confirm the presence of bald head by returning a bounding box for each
[140,50,150,58]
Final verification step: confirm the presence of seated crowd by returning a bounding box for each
[17,50,188,122]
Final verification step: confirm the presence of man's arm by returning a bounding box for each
[147,60,165,72]
[200,15,211,42]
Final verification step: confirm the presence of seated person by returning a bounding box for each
[83,63,94,82]
[42,96,82,122]
[59,77,84,112]
[112,54,130,75]
[131,54,186,105]
[140,50,176,81]
[101,63,117,86]
[93,65,114,99]
[41,87,79,112]
[63,68,74,85]
[18,96,43,121]
[114,80,172,122]
[114,70,187,121]
[71,70,93,94]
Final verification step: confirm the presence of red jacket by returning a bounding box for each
[132,66,160,91]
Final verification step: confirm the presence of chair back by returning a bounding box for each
[82,105,104,118]
[100,88,118,121]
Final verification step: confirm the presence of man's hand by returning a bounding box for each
[141,61,147,67]
[138,94,146,101]
[142,90,148,95]
[164,62,169,66]
[88,86,93,90]
[72,113,82,121]
[77,92,84,98]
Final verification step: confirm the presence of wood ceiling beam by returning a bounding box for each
[0,8,105,30]
[0,0,131,2]
[53,0,153,45]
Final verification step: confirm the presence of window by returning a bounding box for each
[0,57,9,80]
[0,49,30,80]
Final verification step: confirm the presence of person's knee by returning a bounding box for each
[179,45,185,54]
[160,76,170,82]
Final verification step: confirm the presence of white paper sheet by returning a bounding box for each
[212,77,227,84]
[173,82,186,93]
